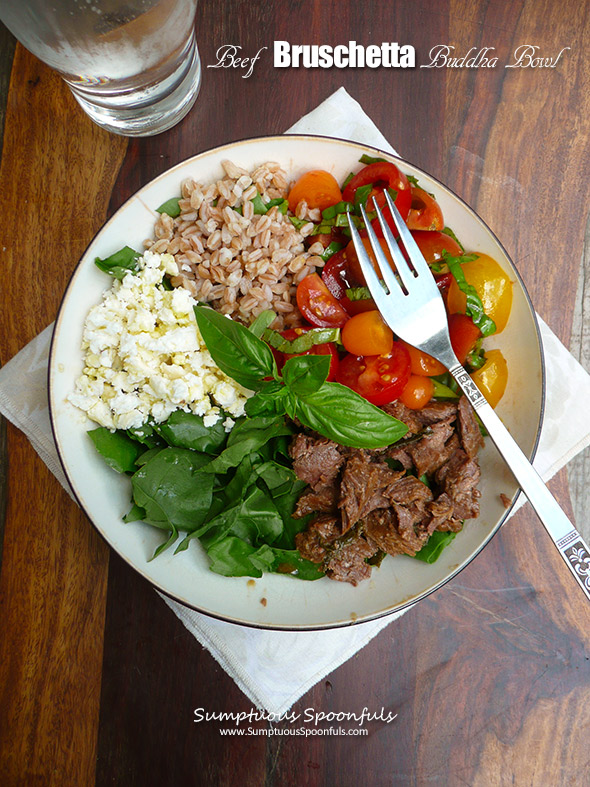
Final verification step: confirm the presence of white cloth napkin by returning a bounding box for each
[2,88,590,716]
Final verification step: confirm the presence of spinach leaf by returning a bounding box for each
[270,549,324,580]
[154,410,228,454]
[207,537,276,578]
[282,354,330,397]
[155,197,181,218]
[127,423,164,449]
[94,246,141,279]
[131,447,214,532]
[88,427,145,474]
[292,382,408,448]
[202,415,293,474]
[194,305,277,390]
[413,530,458,563]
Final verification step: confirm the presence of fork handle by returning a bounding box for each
[449,363,590,601]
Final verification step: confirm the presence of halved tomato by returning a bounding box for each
[405,186,444,231]
[288,170,343,213]
[410,230,463,264]
[335,343,411,406]
[448,313,481,364]
[296,273,349,328]
[342,161,412,237]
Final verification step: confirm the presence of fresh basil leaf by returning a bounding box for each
[131,447,214,531]
[194,304,277,389]
[249,310,276,338]
[282,354,330,397]
[441,226,464,252]
[443,252,496,337]
[155,197,181,218]
[288,215,308,231]
[250,192,268,215]
[244,382,289,418]
[321,201,354,220]
[88,427,145,474]
[262,326,340,354]
[154,410,228,454]
[94,246,140,279]
[431,378,460,400]
[341,171,355,189]
[346,286,373,302]
[292,382,408,448]
[354,183,373,214]
[320,241,345,262]
[359,154,388,165]
[413,530,458,563]
[266,197,289,213]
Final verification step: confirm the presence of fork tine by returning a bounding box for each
[382,190,437,283]
[346,211,393,316]
[357,203,404,295]
[369,198,416,294]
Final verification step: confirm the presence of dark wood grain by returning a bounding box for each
[1,0,589,785]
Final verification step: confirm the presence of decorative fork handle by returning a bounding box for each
[450,361,590,600]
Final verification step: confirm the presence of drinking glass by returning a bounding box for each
[0,0,201,136]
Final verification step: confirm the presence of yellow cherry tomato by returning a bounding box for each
[399,374,435,410]
[470,349,508,408]
[447,254,513,333]
[341,310,394,356]
[287,170,343,213]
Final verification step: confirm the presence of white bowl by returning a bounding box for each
[48,135,544,630]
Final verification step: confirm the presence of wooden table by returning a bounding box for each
[1,2,589,784]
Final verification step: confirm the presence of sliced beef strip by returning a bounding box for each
[363,506,431,557]
[381,401,423,434]
[407,421,457,476]
[324,535,378,585]
[457,395,484,459]
[294,485,339,518]
[415,401,458,426]
[339,453,404,531]
[386,474,434,507]
[295,514,341,564]
[426,492,462,532]
[290,434,345,491]
[435,448,481,520]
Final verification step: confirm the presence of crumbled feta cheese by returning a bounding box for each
[68,251,251,431]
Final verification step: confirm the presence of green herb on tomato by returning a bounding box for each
[443,251,496,337]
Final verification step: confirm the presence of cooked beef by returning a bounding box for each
[291,394,483,585]
[457,395,484,459]
[339,453,404,531]
[364,506,430,556]
[435,448,481,521]
[289,434,345,491]
[294,485,338,518]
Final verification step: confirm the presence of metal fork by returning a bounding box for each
[348,191,590,601]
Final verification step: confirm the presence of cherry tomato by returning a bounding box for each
[341,311,394,356]
[470,349,508,408]
[399,340,446,376]
[342,161,412,237]
[410,230,463,264]
[344,237,396,286]
[399,374,435,410]
[447,253,513,333]
[448,313,481,364]
[406,186,444,231]
[288,170,343,213]
[335,343,411,406]
[321,250,376,315]
[296,273,350,328]
[278,328,340,382]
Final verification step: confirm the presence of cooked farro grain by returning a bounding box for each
[145,160,325,329]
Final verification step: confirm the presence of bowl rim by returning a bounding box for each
[48,133,546,630]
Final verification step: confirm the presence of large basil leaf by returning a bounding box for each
[194,305,277,390]
[94,246,140,279]
[282,354,330,397]
[292,382,408,448]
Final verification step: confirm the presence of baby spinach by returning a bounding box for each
[88,427,145,474]
[413,530,458,563]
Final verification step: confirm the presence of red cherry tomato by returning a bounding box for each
[321,251,375,316]
[278,328,339,381]
[342,161,412,238]
[410,230,463,264]
[296,273,350,328]
[406,186,444,231]
[335,343,411,406]
[448,313,481,364]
